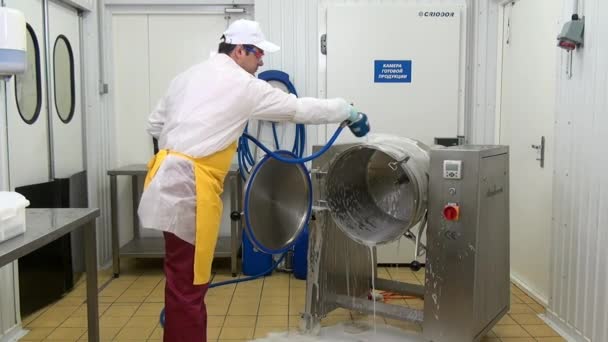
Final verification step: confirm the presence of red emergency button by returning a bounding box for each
[443,204,460,221]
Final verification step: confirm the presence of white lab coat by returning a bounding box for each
[138,53,351,244]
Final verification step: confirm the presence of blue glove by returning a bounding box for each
[347,106,360,123]
[346,106,370,138]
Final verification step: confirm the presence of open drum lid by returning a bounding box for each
[243,151,312,254]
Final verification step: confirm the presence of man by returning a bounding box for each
[138,19,367,341]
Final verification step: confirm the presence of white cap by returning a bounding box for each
[222,19,280,53]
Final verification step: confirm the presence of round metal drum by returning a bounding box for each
[325,135,430,245]
[243,151,312,254]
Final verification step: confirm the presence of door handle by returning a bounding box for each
[531,136,545,168]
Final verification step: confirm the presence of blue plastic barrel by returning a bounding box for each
[293,225,308,280]
[242,232,273,276]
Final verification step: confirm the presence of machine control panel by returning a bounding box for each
[443,160,462,179]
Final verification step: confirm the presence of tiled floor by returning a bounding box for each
[19,259,566,342]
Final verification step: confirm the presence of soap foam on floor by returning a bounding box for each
[251,321,428,342]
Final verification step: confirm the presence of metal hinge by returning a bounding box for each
[531,136,545,168]
[321,34,327,55]
[99,82,108,95]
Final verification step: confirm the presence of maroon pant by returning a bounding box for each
[163,232,209,342]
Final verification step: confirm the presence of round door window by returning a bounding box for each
[53,35,75,123]
[15,24,42,124]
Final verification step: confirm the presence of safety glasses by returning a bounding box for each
[244,46,264,59]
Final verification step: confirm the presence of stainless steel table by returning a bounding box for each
[0,208,100,342]
[108,164,243,277]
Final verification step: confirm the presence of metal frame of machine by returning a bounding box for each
[301,143,510,342]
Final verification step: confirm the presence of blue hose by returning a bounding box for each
[238,121,307,180]
[241,124,345,165]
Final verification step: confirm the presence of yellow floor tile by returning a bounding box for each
[99,326,122,341]
[497,314,518,325]
[207,303,230,316]
[510,313,545,325]
[223,315,257,328]
[208,315,226,328]
[254,326,287,338]
[54,296,86,307]
[114,295,147,303]
[219,326,254,339]
[206,297,232,308]
[492,325,532,338]
[517,294,539,304]
[227,304,260,316]
[124,315,158,328]
[148,324,163,340]
[99,315,128,328]
[288,316,302,328]
[44,327,86,341]
[522,324,560,337]
[114,325,155,340]
[27,316,67,328]
[16,266,569,342]
[60,315,88,328]
[102,304,139,317]
[511,295,524,304]
[260,297,288,306]
[207,327,221,339]
[289,305,305,316]
[256,315,287,327]
[509,304,537,314]
[20,327,54,341]
[528,303,546,314]
[229,295,260,305]
[134,303,164,316]
[258,304,288,316]
[233,288,262,297]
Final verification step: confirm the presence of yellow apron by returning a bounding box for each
[144,142,237,285]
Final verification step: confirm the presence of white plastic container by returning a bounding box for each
[0,7,27,78]
[0,191,30,243]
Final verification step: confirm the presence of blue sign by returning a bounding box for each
[374,60,412,83]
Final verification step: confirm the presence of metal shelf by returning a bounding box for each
[109,164,243,277]
[119,236,233,258]
[119,237,164,258]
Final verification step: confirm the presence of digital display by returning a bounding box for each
[446,163,459,171]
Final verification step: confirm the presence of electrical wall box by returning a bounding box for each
[557,14,584,51]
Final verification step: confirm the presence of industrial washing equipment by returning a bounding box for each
[246,134,510,342]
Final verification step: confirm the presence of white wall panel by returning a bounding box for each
[546,0,608,341]
[254,0,321,154]
[256,0,469,264]
[111,14,150,245]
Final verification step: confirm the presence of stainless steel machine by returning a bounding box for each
[243,134,510,342]
[302,137,510,342]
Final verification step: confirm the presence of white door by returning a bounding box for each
[5,0,49,189]
[324,4,466,264]
[2,0,46,336]
[110,10,249,246]
[48,0,84,179]
[498,0,561,303]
